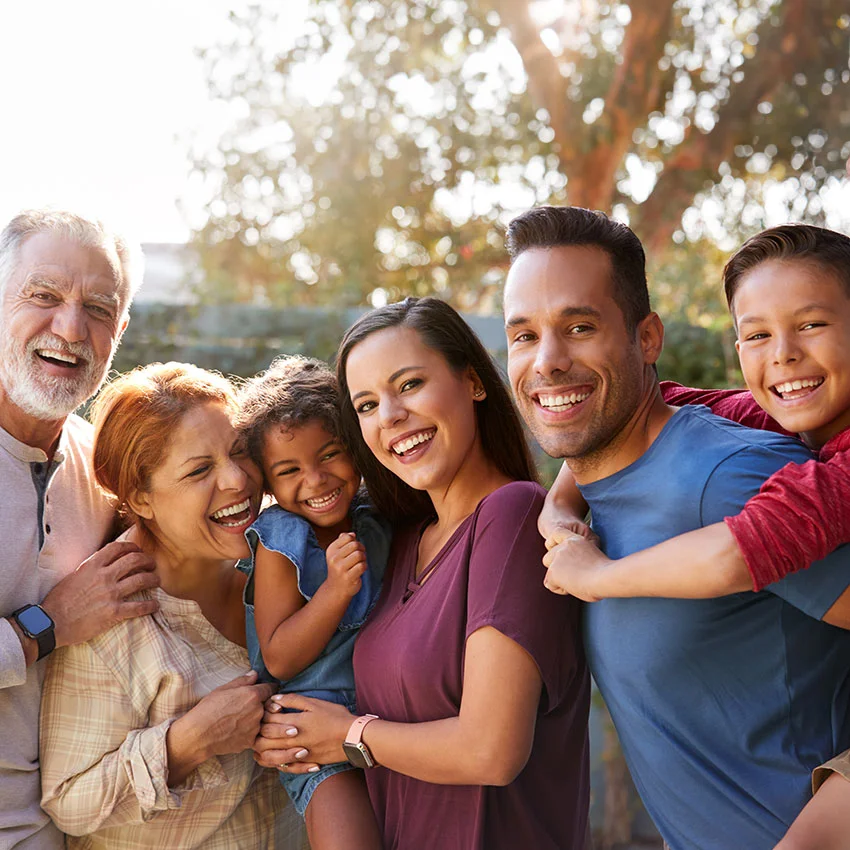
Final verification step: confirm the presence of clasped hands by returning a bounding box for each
[253,694,356,774]
[540,517,613,603]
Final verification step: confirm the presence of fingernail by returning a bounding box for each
[271,694,284,703]
[308,766,320,773]
[268,703,281,713]
[285,727,298,737]
[295,749,308,759]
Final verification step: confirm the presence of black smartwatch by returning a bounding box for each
[12,605,56,661]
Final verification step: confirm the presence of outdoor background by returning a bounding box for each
[2,1,849,846]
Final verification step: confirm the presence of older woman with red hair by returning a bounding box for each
[39,362,306,850]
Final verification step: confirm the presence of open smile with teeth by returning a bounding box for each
[36,349,82,368]
[392,429,436,456]
[771,377,824,399]
[538,391,592,411]
[305,488,343,511]
[210,497,253,528]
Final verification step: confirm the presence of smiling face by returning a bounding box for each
[132,402,262,563]
[733,259,850,448]
[504,245,660,465]
[345,325,483,498]
[0,232,127,421]
[260,419,360,539]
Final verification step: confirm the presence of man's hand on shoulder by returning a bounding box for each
[41,540,160,650]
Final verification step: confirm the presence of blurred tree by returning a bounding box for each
[189,0,850,308]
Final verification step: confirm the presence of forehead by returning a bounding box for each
[503,245,618,321]
[733,259,850,319]
[346,325,447,385]
[263,419,335,453]
[163,402,235,458]
[9,232,121,300]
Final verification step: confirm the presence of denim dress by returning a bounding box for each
[239,500,391,815]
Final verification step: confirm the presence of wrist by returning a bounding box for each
[168,711,211,770]
[6,617,39,666]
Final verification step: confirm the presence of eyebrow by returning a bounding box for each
[25,275,120,310]
[179,455,213,468]
[737,303,839,325]
[350,366,424,403]
[505,305,602,330]
[268,439,339,471]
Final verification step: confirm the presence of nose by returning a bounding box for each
[50,302,88,344]
[771,331,801,365]
[378,394,408,430]
[219,456,250,492]
[303,463,328,489]
[533,330,573,379]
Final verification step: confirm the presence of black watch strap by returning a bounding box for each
[11,606,56,661]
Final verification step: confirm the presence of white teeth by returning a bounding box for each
[392,430,435,455]
[539,392,591,409]
[37,348,79,364]
[306,489,341,509]
[211,498,250,520]
[773,378,823,395]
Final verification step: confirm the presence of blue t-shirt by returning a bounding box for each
[581,405,850,850]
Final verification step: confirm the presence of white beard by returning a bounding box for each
[0,329,113,420]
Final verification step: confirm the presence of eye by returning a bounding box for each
[801,321,826,331]
[570,323,594,334]
[276,466,298,477]
[186,464,211,478]
[321,449,341,462]
[742,331,769,342]
[400,378,422,392]
[355,400,377,415]
[512,331,536,344]
[32,291,58,304]
[86,303,113,319]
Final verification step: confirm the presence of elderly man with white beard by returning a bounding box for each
[0,210,160,850]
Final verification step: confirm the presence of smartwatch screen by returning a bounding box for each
[18,606,53,635]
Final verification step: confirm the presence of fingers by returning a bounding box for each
[113,598,159,622]
[220,671,260,690]
[116,569,160,598]
[543,572,567,595]
[270,693,318,712]
[109,550,157,582]
[253,746,314,770]
[253,683,276,703]
[82,540,147,571]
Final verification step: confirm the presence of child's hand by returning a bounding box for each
[542,533,612,602]
[325,532,367,599]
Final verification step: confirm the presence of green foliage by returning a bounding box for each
[189,0,850,316]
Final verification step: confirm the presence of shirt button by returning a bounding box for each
[34,463,43,474]
[45,525,51,534]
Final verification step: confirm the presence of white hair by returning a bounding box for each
[0,208,144,315]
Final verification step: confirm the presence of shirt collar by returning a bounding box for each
[819,427,850,463]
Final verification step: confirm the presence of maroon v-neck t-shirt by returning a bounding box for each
[353,482,590,849]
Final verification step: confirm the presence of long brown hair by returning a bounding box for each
[336,297,537,524]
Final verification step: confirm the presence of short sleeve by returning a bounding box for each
[465,482,581,712]
[702,447,850,620]
[660,381,784,433]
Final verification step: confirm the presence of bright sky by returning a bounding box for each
[0,0,237,243]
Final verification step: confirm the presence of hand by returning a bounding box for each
[324,532,367,600]
[41,541,160,648]
[542,533,612,602]
[542,518,598,552]
[254,693,354,771]
[178,671,276,760]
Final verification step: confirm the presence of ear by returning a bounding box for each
[115,315,129,345]
[127,489,154,521]
[637,312,664,366]
[467,367,487,402]
[734,338,742,357]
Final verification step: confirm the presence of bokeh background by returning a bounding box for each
[3,2,849,846]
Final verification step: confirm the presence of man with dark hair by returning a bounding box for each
[503,205,850,849]
[0,210,159,849]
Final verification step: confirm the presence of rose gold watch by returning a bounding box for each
[343,714,380,768]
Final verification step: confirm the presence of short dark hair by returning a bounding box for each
[724,224,850,311]
[336,297,538,525]
[506,205,651,333]
[236,356,341,473]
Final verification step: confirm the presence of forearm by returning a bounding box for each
[597,522,751,599]
[166,712,213,786]
[262,584,350,682]
[363,714,531,786]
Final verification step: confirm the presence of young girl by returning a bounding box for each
[236,356,388,850]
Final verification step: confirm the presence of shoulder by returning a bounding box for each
[58,413,96,458]
[250,504,311,542]
[477,480,546,519]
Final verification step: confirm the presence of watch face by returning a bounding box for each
[343,742,373,769]
[18,606,53,636]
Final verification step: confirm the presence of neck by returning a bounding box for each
[569,374,676,485]
[426,440,513,531]
[0,386,65,457]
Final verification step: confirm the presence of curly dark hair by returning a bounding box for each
[336,297,538,525]
[235,356,341,476]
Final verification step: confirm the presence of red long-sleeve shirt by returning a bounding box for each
[660,382,850,591]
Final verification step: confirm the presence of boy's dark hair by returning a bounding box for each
[724,224,850,310]
[505,205,651,334]
[336,297,538,525]
[236,356,341,470]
